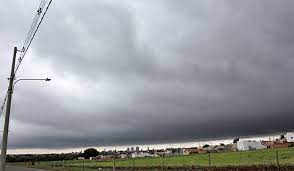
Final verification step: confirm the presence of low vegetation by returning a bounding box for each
[12,147,294,170]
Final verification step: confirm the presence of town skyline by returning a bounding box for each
[7,132,282,154]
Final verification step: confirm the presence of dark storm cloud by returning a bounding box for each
[1,0,294,149]
[33,1,158,80]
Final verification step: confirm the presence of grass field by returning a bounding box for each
[14,147,294,171]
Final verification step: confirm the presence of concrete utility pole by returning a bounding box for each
[0,47,17,171]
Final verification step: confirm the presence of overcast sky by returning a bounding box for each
[0,0,294,151]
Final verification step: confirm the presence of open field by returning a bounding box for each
[13,147,294,170]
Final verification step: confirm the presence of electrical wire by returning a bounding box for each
[16,0,47,66]
[14,0,53,74]
[0,90,8,117]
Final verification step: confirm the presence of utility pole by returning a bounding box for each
[208,152,211,171]
[0,47,17,171]
[276,150,280,170]
[113,157,116,171]
[132,157,135,171]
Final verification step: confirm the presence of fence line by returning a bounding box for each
[16,148,294,171]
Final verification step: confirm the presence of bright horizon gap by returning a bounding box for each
[7,132,282,154]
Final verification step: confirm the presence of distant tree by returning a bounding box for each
[203,144,210,148]
[280,134,285,139]
[233,138,239,144]
[83,148,99,159]
[100,150,107,156]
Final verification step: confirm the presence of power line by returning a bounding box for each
[23,1,46,50]
[0,0,53,118]
[0,91,8,117]
[15,0,47,72]
[14,0,53,74]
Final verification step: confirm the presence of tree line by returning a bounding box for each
[7,148,100,163]
[7,152,82,163]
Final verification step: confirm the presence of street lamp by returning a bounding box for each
[0,77,51,169]
[13,78,51,87]
[0,77,51,170]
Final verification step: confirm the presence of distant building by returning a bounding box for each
[171,148,183,156]
[89,156,100,160]
[163,149,173,156]
[153,153,160,157]
[98,155,113,161]
[131,152,153,158]
[237,140,267,151]
[120,154,128,159]
[153,149,165,156]
[202,146,214,152]
[182,147,198,155]
[135,146,140,152]
[262,140,288,149]
[77,157,85,160]
[224,143,237,152]
[286,132,294,142]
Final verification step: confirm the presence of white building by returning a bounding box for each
[237,140,267,151]
[131,152,153,158]
[285,132,294,142]
[120,154,128,159]
[89,156,100,160]
[164,149,173,156]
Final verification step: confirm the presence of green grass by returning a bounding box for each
[13,147,294,170]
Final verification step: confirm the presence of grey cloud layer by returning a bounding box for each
[1,0,294,148]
